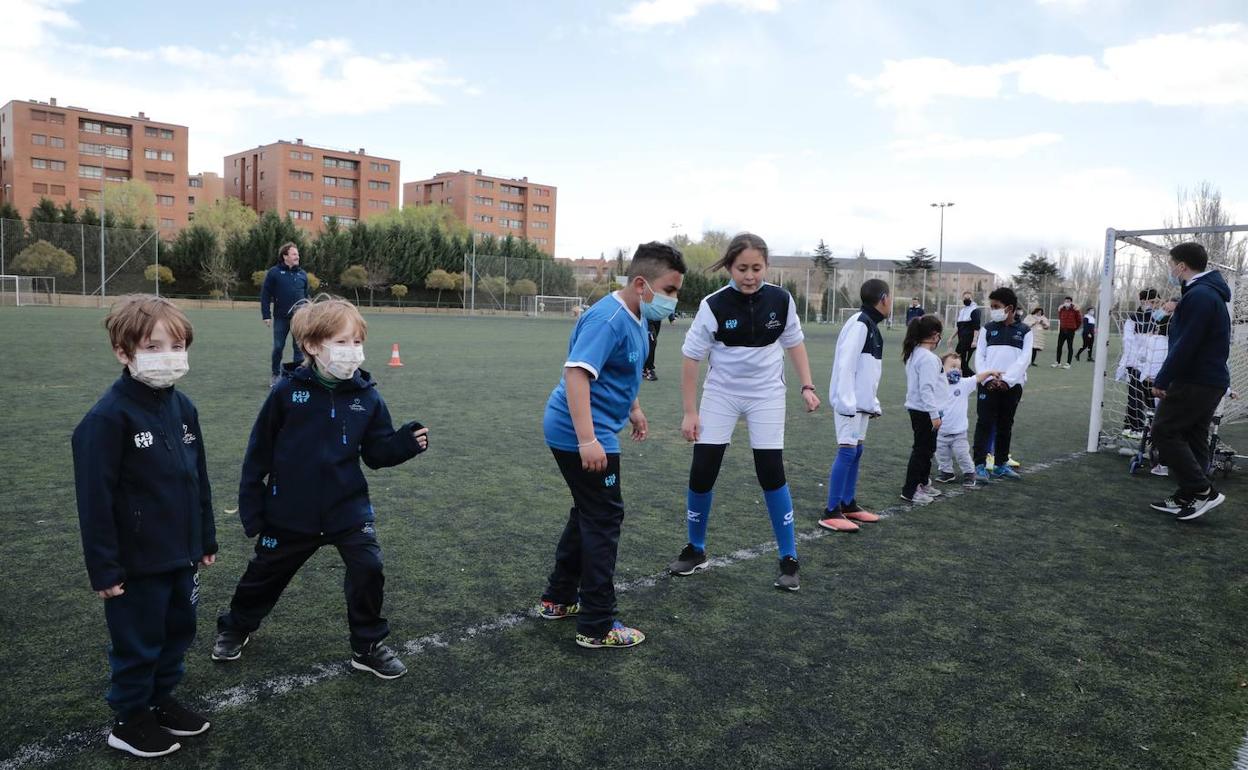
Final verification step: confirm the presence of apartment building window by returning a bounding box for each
[233,158,238,167]
[32,182,48,194]
[32,157,66,171]
[49,112,65,125]
[142,172,175,184]
[188,212,195,221]
[339,178,355,189]
[160,218,175,228]
[501,218,523,229]
[532,221,549,229]
[476,179,494,189]
[368,161,391,173]
[289,190,302,200]
[535,188,551,197]
[473,196,494,206]
[324,176,337,187]
[500,184,524,195]
[301,151,312,161]
[51,184,65,195]
[103,124,129,137]
[157,194,175,206]
[500,201,523,212]
[31,109,48,122]
[287,210,313,221]
[144,127,175,139]
[189,177,203,188]
[80,164,103,179]
[302,191,313,200]
[188,196,196,206]
[82,143,130,160]
[50,136,65,148]
[368,180,390,191]
[338,216,356,224]
[473,214,494,223]
[144,148,175,161]
[323,195,337,207]
[535,238,548,246]
[289,150,300,160]
[532,204,550,213]
[105,169,130,182]
[233,176,239,186]
[31,133,46,145]
[289,170,313,181]
[323,157,358,170]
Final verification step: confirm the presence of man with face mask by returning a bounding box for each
[954,291,979,377]
[906,298,926,325]
[972,287,1033,481]
[1054,296,1081,368]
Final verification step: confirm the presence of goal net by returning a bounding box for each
[0,275,56,306]
[522,295,581,316]
[1087,226,1248,453]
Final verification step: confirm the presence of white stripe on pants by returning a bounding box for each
[936,431,974,474]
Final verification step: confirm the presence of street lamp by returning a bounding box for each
[930,202,955,312]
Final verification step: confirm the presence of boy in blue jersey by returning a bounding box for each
[538,242,686,648]
[212,297,429,678]
[73,295,217,758]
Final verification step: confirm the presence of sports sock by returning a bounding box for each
[763,485,797,559]
[826,446,856,511]
[686,489,713,551]
[842,442,865,505]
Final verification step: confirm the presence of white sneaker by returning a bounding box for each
[1150,465,1169,476]
[901,490,935,505]
[1051,362,1060,368]
[917,483,943,498]
[1061,363,1072,369]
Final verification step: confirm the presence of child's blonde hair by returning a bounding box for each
[105,294,194,355]
[290,295,368,353]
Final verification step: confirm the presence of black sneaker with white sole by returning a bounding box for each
[934,471,958,484]
[774,556,800,591]
[351,643,407,679]
[668,543,710,576]
[108,710,181,758]
[1149,493,1189,514]
[211,630,249,661]
[153,698,210,737]
[1176,488,1226,521]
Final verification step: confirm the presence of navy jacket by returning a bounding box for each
[906,306,926,323]
[1154,271,1232,390]
[72,371,217,591]
[260,264,309,321]
[237,365,425,537]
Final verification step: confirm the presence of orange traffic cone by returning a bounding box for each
[388,343,404,367]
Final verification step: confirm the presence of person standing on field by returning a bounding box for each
[1053,296,1081,368]
[260,243,310,387]
[954,291,979,377]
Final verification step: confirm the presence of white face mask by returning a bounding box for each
[316,344,365,380]
[989,308,1007,323]
[128,352,189,389]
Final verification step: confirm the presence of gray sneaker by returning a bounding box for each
[774,556,800,591]
[668,543,710,576]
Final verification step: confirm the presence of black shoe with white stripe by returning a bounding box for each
[108,710,181,758]
[153,698,210,737]
[351,643,407,679]
[668,543,710,576]
[1176,488,1226,521]
[1149,493,1189,514]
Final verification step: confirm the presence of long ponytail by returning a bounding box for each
[902,314,943,363]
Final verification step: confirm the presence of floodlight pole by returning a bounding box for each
[931,202,954,314]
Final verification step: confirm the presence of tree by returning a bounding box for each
[0,201,20,222]
[372,204,470,239]
[28,198,61,244]
[101,180,158,228]
[59,201,79,225]
[614,248,626,276]
[1164,181,1247,271]
[167,226,218,293]
[812,239,835,273]
[306,272,321,292]
[144,264,174,285]
[193,197,259,254]
[252,270,268,288]
[390,284,408,305]
[895,247,936,303]
[478,274,508,305]
[426,268,456,308]
[1013,250,1063,308]
[512,278,538,297]
[201,250,238,299]
[340,264,369,303]
[701,230,731,254]
[12,240,76,277]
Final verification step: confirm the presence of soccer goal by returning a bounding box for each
[522,295,581,316]
[0,275,56,306]
[1086,226,1248,453]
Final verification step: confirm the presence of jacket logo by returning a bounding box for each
[260,536,279,549]
[362,522,376,535]
[349,398,366,413]
[725,319,739,330]
[628,350,639,362]
[133,431,153,448]
[604,473,618,487]
[182,424,197,445]
[292,390,310,404]
[765,311,781,330]
[990,330,999,337]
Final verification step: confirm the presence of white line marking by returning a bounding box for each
[1234,727,1248,770]
[1,450,1090,768]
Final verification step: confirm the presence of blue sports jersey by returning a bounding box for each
[544,293,647,453]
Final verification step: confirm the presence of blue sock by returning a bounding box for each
[826,446,856,510]
[763,485,797,559]
[842,443,865,505]
[686,489,713,551]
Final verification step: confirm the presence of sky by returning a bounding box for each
[3,0,1247,275]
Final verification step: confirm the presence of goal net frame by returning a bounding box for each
[1087,224,1248,452]
[0,275,56,306]
[522,295,582,316]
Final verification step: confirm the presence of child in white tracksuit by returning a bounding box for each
[934,352,1000,488]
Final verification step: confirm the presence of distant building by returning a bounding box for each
[0,97,189,233]
[767,255,998,315]
[404,169,556,255]
[187,171,223,222]
[223,139,399,232]
[555,257,610,283]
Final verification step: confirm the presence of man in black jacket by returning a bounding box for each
[260,242,310,386]
[1148,242,1231,521]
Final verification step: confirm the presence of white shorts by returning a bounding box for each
[697,389,786,449]
[834,412,871,445]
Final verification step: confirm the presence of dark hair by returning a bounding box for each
[1063,296,1072,301]
[1170,241,1208,271]
[628,241,687,279]
[1032,307,1044,315]
[1138,288,1159,301]
[902,314,942,362]
[277,242,298,265]
[860,278,890,307]
[709,232,768,272]
[988,286,1019,314]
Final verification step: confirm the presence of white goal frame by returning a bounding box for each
[523,294,582,316]
[0,275,56,306]
[1087,225,1248,452]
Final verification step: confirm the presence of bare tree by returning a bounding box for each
[1163,181,1247,271]
[1057,248,1101,308]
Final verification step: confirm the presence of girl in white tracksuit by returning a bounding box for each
[667,233,821,592]
[902,315,946,503]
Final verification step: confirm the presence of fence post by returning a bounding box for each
[1,218,4,276]
[155,236,160,296]
[80,223,86,295]
[804,269,811,324]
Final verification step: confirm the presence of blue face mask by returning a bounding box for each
[641,280,678,321]
[946,371,962,385]
[1152,309,1168,322]
[1167,267,1183,287]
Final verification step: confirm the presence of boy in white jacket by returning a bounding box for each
[933,352,1001,488]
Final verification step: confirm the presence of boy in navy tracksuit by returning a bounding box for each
[973,287,1032,481]
[213,297,429,678]
[72,295,217,758]
[260,242,310,384]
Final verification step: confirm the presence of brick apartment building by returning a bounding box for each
[0,98,189,233]
[404,170,556,255]
[187,171,223,222]
[224,139,399,232]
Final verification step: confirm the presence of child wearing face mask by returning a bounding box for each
[932,353,1003,488]
[973,287,1033,481]
[72,295,217,758]
[213,296,429,679]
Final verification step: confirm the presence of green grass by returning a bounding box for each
[0,306,1245,769]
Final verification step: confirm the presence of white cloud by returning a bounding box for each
[1035,0,1090,9]
[890,132,1063,161]
[614,0,779,28]
[4,0,75,50]
[851,23,1248,110]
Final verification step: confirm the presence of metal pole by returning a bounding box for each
[503,255,508,312]
[462,253,468,314]
[937,205,944,310]
[804,269,810,323]
[100,188,107,302]
[155,237,160,296]
[81,223,86,295]
[1,217,5,276]
[831,267,837,320]
[921,269,927,308]
[1087,228,1117,452]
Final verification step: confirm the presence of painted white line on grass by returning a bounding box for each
[1233,727,1248,770]
[0,450,1088,769]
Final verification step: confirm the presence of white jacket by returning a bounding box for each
[829,307,885,416]
[904,347,944,420]
[937,377,977,436]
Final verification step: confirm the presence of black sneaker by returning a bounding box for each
[667,543,710,576]
[351,643,407,680]
[774,556,800,591]
[961,473,978,489]
[108,710,181,758]
[211,630,249,661]
[153,699,210,737]
[934,471,958,484]
[1149,493,1189,514]
[1176,488,1226,521]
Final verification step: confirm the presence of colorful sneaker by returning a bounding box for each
[1006,455,1021,468]
[840,501,880,523]
[993,466,1022,480]
[817,508,860,532]
[975,464,992,482]
[152,699,210,737]
[575,621,646,649]
[934,471,959,484]
[668,543,710,576]
[774,556,800,591]
[985,453,996,471]
[538,599,580,620]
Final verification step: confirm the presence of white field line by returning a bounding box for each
[2,450,1087,768]
[1234,727,1248,770]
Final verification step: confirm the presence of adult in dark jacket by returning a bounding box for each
[1148,242,1231,521]
[905,299,925,324]
[260,242,310,385]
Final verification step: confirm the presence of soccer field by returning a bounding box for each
[1,306,1246,769]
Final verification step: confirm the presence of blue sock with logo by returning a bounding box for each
[764,485,798,559]
[686,489,713,552]
[842,442,865,505]
[826,446,856,510]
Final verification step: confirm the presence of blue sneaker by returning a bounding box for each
[993,465,1022,480]
[975,464,991,482]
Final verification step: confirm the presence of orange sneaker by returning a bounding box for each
[817,509,860,532]
[840,501,880,523]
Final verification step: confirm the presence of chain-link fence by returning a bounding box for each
[1,217,160,302]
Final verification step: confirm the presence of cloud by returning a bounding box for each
[614,0,779,28]
[1035,0,1089,9]
[890,132,1063,161]
[851,23,1248,110]
[4,0,75,50]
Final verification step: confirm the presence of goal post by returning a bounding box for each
[522,295,581,316]
[1087,225,1248,453]
[0,275,56,306]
